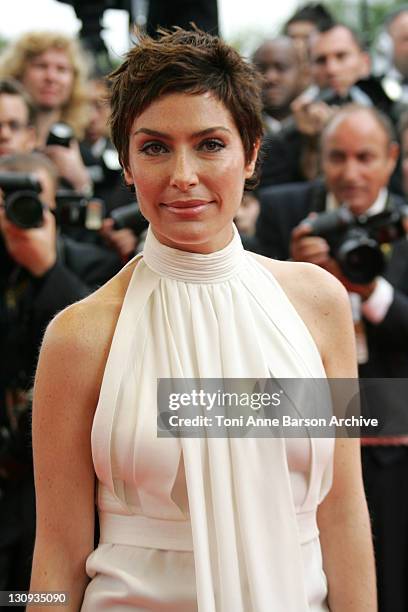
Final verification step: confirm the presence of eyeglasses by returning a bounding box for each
[0,120,30,132]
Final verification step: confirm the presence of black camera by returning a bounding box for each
[280,88,345,137]
[110,203,149,236]
[46,122,74,147]
[56,190,105,230]
[307,204,408,283]
[55,192,149,236]
[0,172,44,229]
[312,87,349,107]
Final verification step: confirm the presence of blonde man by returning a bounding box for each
[0,32,93,194]
[0,32,90,142]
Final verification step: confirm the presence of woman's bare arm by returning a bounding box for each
[257,255,376,611]
[314,270,377,612]
[29,296,118,610]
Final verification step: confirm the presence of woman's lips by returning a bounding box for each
[161,201,213,216]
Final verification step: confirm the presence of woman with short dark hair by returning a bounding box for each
[30,28,375,611]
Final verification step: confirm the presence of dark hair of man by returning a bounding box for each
[0,151,58,191]
[0,78,38,127]
[310,22,365,52]
[321,103,397,148]
[109,27,264,190]
[284,3,334,31]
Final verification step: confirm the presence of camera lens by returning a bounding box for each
[46,122,74,147]
[5,191,44,229]
[337,235,385,284]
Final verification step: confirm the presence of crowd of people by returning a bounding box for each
[0,26,140,610]
[0,2,407,611]
[248,5,408,612]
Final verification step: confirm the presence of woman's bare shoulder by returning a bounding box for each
[249,252,354,370]
[34,259,141,418]
[42,259,139,365]
[249,252,348,310]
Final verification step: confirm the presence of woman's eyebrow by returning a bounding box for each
[133,126,232,138]
[193,126,232,137]
[133,128,170,137]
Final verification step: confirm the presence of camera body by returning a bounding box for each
[110,203,149,236]
[307,203,408,283]
[312,87,350,107]
[46,122,74,148]
[55,192,149,236]
[0,172,43,229]
[56,190,105,231]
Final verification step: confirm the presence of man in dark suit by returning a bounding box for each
[265,23,395,187]
[256,104,408,612]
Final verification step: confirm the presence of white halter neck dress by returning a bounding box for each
[82,226,334,611]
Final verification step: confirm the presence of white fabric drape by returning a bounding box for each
[84,225,333,611]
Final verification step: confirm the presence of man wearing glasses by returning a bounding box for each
[0,79,37,158]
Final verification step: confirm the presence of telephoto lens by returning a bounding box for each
[0,172,44,229]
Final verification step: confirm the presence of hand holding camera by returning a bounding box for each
[0,171,57,276]
[291,203,408,297]
[45,122,92,194]
[291,90,338,137]
[99,217,138,262]
[290,218,331,266]
[0,204,56,277]
[291,219,377,298]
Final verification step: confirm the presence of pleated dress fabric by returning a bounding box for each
[81,226,334,611]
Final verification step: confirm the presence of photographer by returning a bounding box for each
[80,76,139,261]
[0,32,93,196]
[285,23,394,182]
[0,37,142,261]
[256,104,408,612]
[0,151,120,599]
[283,3,334,55]
[0,79,37,158]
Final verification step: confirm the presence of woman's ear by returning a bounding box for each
[123,166,134,186]
[244,139,261,179]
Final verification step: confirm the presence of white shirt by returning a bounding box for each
[326,189,394,323]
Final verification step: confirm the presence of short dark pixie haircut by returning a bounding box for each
[109,27,264,189]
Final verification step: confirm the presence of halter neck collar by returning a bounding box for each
[142,224,245,283]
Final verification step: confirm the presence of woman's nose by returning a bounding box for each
[169,151,199,191]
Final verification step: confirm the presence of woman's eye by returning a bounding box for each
[140,142,168,156]
[199,139,225,152]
